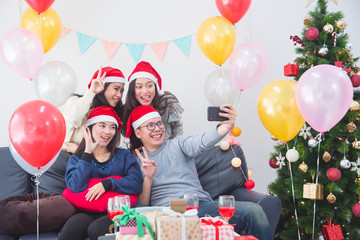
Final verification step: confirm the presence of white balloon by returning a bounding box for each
[286,148,300,163]
[204,68,240,106]
[9,140,60,176]
[34,61,77,107]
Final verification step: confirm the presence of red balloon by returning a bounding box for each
[25,0,55,13]
[215,0,252,24]
[245,179,255,189]
[9,100,65,168]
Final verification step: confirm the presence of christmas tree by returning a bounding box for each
[268,0,360,239]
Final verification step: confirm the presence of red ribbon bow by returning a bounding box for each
[201,219,225,240]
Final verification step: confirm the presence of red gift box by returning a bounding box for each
[284,63,299,77]
[321,217,344,240]
[201,218,234,240]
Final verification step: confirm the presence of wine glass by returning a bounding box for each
[184,193,199,211]
[108,197,121,234]
[218,195,235,222]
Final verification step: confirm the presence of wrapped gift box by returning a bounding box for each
[200,218,234,240]
[303,183,323,200]
[119,219,147,235]
[322,222,344,240]
[142,212,164,234]
[116,233,153,240]
[284,63,299,77]
[156,215,201,240]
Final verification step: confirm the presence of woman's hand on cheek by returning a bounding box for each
[82,126,99,154]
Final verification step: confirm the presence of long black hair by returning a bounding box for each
[74,124,121,160]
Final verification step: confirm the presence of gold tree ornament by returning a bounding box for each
[354,66,360,75]
[347,122,357,133]
[326,186,337,204]
[304,18,312,26]
[352,138,360,150]
[323,23,334,33]
[299,161,309,173]
[322,151,331,162]
[350,101,360,111]
[336,20,346,30]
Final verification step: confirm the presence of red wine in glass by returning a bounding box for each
[218,195,235,222]
[184,193,199,212]
[108,209,124,219]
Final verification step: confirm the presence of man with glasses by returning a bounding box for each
[124,104,273,240]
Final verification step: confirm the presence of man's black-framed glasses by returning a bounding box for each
[139,121,165,131]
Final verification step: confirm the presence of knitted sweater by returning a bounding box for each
[65,148,142,195]
[63,90,95,144]
[137,128,223,206]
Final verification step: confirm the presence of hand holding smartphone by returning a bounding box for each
[207,106,229,121]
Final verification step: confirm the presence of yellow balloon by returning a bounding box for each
[21,7,62,53]
[197,16,235,65]
[257,79,305,142]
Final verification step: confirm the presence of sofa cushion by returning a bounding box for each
[195,145,248,200]
[62,176,138,212]
[0,147,31,200]
[0,192,76,235]
[32,150,71,194]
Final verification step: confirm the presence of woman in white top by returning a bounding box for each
[62,66,126,153]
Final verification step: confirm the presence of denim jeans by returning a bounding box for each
[198,200,274,240]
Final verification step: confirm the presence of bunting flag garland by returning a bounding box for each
[76,32,97,54]
[59,25,192,62]
[149,41,168,62]
[101,40,121,60]
[125,43,145,63]
[173,35,192,56]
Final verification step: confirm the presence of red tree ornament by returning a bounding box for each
[269,159,279,169]
[305,27,319,41]
[351,75,360,88]
[245,179,255,189]
[352,203,360,217]
[284,63,299,76]
[326,168,341,181]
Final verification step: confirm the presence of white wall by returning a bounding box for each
[1,0,359,193]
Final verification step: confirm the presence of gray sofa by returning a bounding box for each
[0,145,281,240]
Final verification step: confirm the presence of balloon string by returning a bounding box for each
[312,133,322,240]
[33,175,40,240]
[286,144,301,240]
[233,90,242,107]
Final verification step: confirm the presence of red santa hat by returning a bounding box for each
[88,66,125,89]
[124,105,161,144]
[128,61,164,96]
[86,106,122,131]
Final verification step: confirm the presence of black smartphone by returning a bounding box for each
[207,106,229,121]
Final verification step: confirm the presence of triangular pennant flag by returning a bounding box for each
[77,32,97,54]
[173,35,192,56]
[60,26,72,38]
[149,41,169,62]
[125,43,145,63]
[102,40,122,60]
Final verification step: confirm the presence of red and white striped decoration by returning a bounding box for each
[332,32,337,47]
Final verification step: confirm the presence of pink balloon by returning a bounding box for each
[295,65,353,133]
[229,42,269,91]
[0,28,44,80]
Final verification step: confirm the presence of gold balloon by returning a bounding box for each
[21,7,62,53]
[197,16,235,65]
[257,79,305,142]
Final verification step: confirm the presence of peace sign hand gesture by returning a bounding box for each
[135,147,157,180]
[90,66,106,94]
[82,126,100,154]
